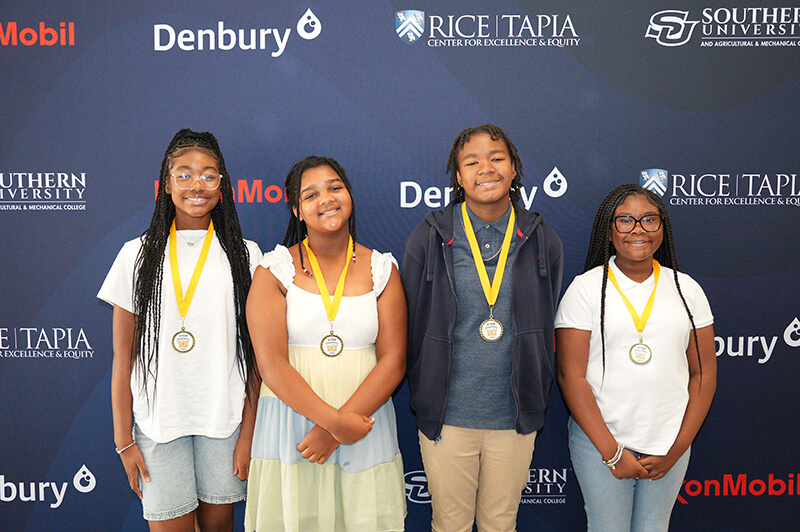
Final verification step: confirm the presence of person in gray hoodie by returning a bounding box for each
[402,124,563,531]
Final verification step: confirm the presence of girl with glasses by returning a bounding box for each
[555,183,716,531]
[98,129,262,531]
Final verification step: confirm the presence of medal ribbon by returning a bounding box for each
[461,202,515,311]
[606,260,661,336]
[169,220,214,321]
[303,236,353,324]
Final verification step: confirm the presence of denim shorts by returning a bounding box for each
[134,424,247,521]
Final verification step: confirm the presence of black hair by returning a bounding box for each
[131,128,257,399]
[584,183,702,380]
[446,123,524,203]
[281,156,357,273]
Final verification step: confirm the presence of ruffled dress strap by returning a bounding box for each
[258,245,295,290]
[370,250,398,296]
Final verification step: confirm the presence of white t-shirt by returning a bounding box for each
[98,230,263,443]
[555,257,713,454]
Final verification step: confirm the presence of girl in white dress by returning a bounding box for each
[245,156,407,531]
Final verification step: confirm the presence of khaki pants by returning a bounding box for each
[419,425,537,532]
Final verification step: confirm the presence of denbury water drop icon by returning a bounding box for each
[297,9,321,40]
[543,167,568,198]
[73,465,96,493]
[784,317,800,348]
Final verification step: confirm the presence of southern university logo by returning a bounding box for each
[640,169,668,196]
[645,10,699,47]
[396,10,424,44]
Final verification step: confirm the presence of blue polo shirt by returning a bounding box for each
[445,202,517,430]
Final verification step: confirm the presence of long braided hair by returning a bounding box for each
[281,156,357,273]
[446,123,524,203]
[584,183,702,380]
[131,129,257,399]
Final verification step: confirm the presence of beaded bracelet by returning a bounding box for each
[602,443,624,470]
[115,441,135,455]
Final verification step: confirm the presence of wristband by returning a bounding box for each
[115,441,135,454]
[602,443,624,470]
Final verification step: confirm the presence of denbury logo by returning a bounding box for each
[0,465,96,509]
[396,10,425,44]
[0,22,75,46]
[640,169,668,196]
[645,11,699,47]
[400,166,568,210]
[154,9,321,57]
[715,317,800,364]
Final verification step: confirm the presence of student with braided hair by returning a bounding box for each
[244,156,407,531]
[98,129,263,531]
[402,124,563,531]
[555,183,716,531]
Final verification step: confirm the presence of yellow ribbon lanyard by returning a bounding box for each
[606,260,661,343]
[461,202,515,318]
[303,236,353,333]
[169,220,215,329]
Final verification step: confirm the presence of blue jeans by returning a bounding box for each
[568,417,690,532]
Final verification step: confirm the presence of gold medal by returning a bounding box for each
[169,220,214,353]
[479,318,504,342]
[304,237,353,356]
[461,202,515,343]
[172,327,196,353]
[607,260,661,365]
[320,332,344,357]
[629,341,652,364]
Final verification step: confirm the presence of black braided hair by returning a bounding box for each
[131,128,258,400]
[281,156,357,273]
[446,123,524,203]
[584,183,702,382]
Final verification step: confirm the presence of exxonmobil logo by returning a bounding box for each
[154,180,288,204]
[677,473,798,504]
[0,22,75,46]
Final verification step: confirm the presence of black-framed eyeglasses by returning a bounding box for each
[613,214,662,233]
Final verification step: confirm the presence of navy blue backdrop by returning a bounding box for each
[1,1,799,530]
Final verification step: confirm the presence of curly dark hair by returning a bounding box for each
[281,156,357,273]
[131,128,257,399]
[446,123,524,203]
[584,183,701,380]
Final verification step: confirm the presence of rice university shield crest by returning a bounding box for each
[640,169,668,196]
[396,10,425,44]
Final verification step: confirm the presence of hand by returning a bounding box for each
[297,425,340,464]
[329,411,374,445]
[639,452,681,481]
[608,449,648,480]
[118,444,148,498]
[233,434,252,481]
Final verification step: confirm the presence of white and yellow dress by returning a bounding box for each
[245,245,406,532]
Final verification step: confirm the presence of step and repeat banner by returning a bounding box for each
[2,1,799,530]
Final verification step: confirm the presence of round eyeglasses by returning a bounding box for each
[613,214,662,233]
[170,172,222,190]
